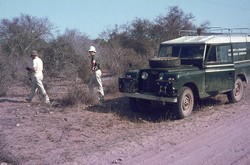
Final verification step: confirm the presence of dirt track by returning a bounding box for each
[0,80,250,165]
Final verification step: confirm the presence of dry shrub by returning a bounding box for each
[0,57,14,96]
[102,46,150,77]
[104,76,119,94]
[77,59,91,83]
[59,84,95,106]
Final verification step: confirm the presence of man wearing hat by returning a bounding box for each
[26,50,50,104]
[88,46,104,102]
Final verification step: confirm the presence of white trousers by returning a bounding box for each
[88,69,104,97]
[28,75,50,103]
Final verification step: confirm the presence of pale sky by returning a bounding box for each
[0,0,249,39]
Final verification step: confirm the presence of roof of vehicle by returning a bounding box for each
[161,28,250,45]
[162,35,250,44]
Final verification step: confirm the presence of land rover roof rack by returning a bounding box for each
[179,27,250,36]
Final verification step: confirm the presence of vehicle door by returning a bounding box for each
[204,44,235,93]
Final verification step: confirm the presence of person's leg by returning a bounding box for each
[27,78,38,102]
[88,73,96,94]
[36,76,50,104]
[95,70,104,102]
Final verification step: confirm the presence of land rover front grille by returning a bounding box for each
[139,70,159,92]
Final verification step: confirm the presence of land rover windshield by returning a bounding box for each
[158,44,205,59]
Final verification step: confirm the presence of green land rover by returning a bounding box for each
[118,28,250,119]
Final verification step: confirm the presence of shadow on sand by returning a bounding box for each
[85,96,225,123]
[0,98,26,103]
[50,94,225,123]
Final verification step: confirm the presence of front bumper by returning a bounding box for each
[122,92,177,103]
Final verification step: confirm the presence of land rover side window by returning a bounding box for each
[180,44,204,59]
[158,45,180,57]
[232,43,248,61]
[206,45,232,63]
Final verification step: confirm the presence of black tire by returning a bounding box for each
[129,98,151,112]
[149,57,180,68]
[227,77,243,103]
[174,86,194,119]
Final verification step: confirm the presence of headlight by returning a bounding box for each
[141,72,148,80]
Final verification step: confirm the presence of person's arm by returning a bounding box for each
[26,66,35,72]
[27,59,36,72]
[91,57,96,71]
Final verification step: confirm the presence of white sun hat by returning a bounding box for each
[88,46,96,52]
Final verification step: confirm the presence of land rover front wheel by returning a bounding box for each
[227,77,243,103]
[174,86,194,119]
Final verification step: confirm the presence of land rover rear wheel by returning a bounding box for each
[174,86,194,119]
[149,57,180,68]
[227,77,243,103]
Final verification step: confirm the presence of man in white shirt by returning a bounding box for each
[26,50,50,104]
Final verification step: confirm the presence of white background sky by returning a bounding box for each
[0,0,249,39]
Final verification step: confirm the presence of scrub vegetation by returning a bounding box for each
[0,6,209,105]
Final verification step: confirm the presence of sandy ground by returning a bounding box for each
[0,79,250,165]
